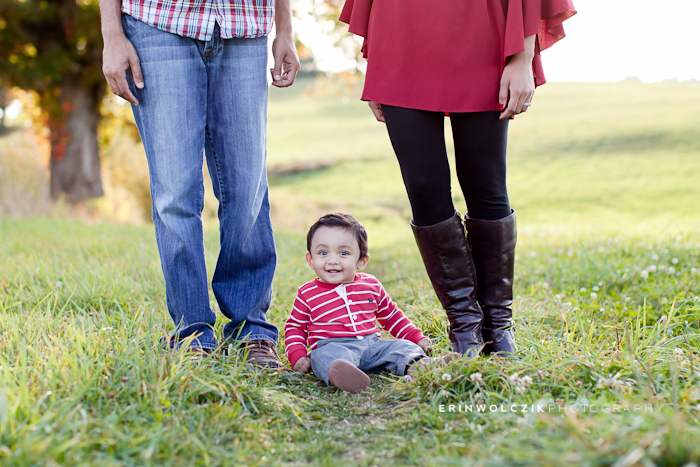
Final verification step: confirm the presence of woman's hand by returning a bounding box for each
[369,101,385,122]
[499,34,537,120]
[293,356,311,373]
[417,337,433,356]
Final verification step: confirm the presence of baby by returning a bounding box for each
[284,213,454,392]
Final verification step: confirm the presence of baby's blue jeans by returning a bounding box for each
[310,334,426,384]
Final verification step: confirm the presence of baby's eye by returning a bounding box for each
[340,251,349,256]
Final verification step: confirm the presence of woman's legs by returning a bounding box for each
[449,112,511,220]
[383,105,517,356]
[450,111,516,355]
[381,107,511,223]
[383,105,483,356]
[381,105,454,227]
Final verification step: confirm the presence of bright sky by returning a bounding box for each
[542,0,700,82]
[296,0,700,83]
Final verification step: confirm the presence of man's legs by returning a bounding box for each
[124,14,216,350]
[203,33,279,346]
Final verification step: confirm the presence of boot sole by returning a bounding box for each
[328,360,370,392]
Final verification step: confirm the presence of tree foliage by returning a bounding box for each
[298,0,362,69]
[0,0,104,122]
[0,0,106,200]
[0,0,360,203]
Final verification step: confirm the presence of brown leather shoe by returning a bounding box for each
[328,360,370,392]
[240,339,285,369]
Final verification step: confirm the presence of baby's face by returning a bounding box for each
[306,226,368,284]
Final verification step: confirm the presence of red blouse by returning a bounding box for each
[340,0,576,113]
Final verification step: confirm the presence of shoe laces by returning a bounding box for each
[245,339,277,356]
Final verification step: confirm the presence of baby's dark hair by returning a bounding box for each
[306,213,369,259]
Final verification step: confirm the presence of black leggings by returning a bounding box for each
[382,105,511,226]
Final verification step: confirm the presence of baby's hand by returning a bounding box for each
[293,356,311,374]
[417,337,433,356]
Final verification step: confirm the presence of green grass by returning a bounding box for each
[1,81,700,465]
[267,81,700,237]
[1,218,700,466]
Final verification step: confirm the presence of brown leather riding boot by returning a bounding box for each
[411,211,483,357]
[464,210,517,356]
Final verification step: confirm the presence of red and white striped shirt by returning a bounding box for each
[121,0,275,41]
[284,273,425,369]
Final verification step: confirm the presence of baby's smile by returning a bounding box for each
[307,225,368,284]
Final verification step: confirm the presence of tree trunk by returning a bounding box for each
[49,84,104,201]
[0,87,6,131]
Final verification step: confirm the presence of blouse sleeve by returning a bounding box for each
[339,0,373,59]
[503,0,577,86]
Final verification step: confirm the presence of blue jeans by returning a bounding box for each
[123,14,278,350]
[310,335,426,385]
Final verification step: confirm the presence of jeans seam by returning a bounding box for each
[191,343,218,350]
[206,129,226,216]
[198,170,205,214]
[357,341,371,369]
[169,343,218,351]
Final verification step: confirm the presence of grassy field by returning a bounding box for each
[1,81,700,465]
[267,79,700,238]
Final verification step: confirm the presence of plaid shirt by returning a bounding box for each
[121,0,275,41]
